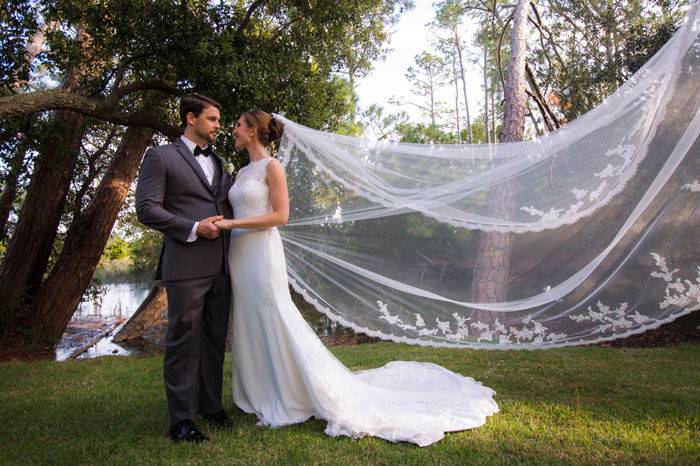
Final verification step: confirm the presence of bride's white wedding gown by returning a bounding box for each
[227,157,498,447]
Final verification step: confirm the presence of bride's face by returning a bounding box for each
[233,116,256,150]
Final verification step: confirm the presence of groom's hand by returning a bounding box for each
[196,215,224,239]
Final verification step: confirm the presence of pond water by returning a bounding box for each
[73,283,152,318]
[55,283,151,361]
[55,282,357,360]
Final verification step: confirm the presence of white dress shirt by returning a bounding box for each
[181,135,216,242]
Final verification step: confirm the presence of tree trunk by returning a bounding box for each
[455,35,473,144]
[11,20,57,92]
[112,284,168,342]
[68,320,123,360]
[0,109,86,298]
[69,126,117,224]
[428,67,437,126]
[489,0,500,138]
[451,54,462,143]
[491,79,497,138]
[0,107,86,350]
[0,25,98,313]
[0,20,54,241]
[31,124,155,345]
[483,38,491,144]
[527,102,543,136]
[348,63,356,122]
[526,63,558,131]
[499,1,530,140]
[0,143,28,242]
[470,0,529,303]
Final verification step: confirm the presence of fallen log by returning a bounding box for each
[68,320,122,360]
[112,282,168,342]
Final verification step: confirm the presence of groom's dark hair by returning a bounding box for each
[179,93,222,128]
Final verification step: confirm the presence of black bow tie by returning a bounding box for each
[193,145,212,157]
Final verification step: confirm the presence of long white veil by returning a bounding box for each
[274,5,700,348]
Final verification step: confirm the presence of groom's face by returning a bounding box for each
[189,104,221,143]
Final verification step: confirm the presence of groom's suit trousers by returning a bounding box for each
[164,265,231,426]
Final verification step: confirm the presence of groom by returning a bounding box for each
[135,94,234,443]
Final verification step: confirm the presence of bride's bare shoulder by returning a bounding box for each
[265,158,284,173]
[265,158,286,184]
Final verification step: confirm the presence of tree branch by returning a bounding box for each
[271,16,301,42]
[548,0,604,62]
[525,63,559,130]
[529,2,569,81]
[72,126,119,219]
[234,0,267,44]
[108,80,180,105]
[0,90,179,138]
[525,89,551,132]
[496,9,515,92]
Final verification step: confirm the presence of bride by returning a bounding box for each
[214,110,498,447]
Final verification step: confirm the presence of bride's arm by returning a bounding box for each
[214,159,289,230]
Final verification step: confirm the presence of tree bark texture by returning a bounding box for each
[483,40,491,144]
[455,37,473,143]
[0,143,28,241]
[470,0,530,303]
[451,54,462,143]
[0,108,86,298]
[1,20,54,241]
[0,26,92,300]
[112,284,168,342]
[31,124,155,343]
[0,89,179,138]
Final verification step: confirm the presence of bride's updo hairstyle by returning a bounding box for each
[243,110,285,147]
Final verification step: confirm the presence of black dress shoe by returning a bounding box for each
[169,420,208,443]
[202,410,233,429]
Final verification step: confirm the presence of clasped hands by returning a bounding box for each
[196,215,237,239]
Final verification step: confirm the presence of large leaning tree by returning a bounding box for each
[0,0,410,358]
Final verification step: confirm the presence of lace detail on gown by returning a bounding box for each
[228,158,274,217]
[227,157,498,447]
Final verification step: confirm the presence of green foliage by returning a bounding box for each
[0,0,38,95]
[403,51,449,124]
[330,77,365,136]
[531,0,689,121]
[1,0,411,295]
[128,230,162,280]
[3,0,411,172]
[360,103,409,139]
[623,9,682,74]
[396,122,455,144]
[464,117,486,143]
[395,117,487,144]
[100,235,129,262]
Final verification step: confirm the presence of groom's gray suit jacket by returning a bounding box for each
[135,138,233,281]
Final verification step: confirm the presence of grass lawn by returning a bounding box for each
[1,342,698,465]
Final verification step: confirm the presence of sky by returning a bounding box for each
[354,0,485,125]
